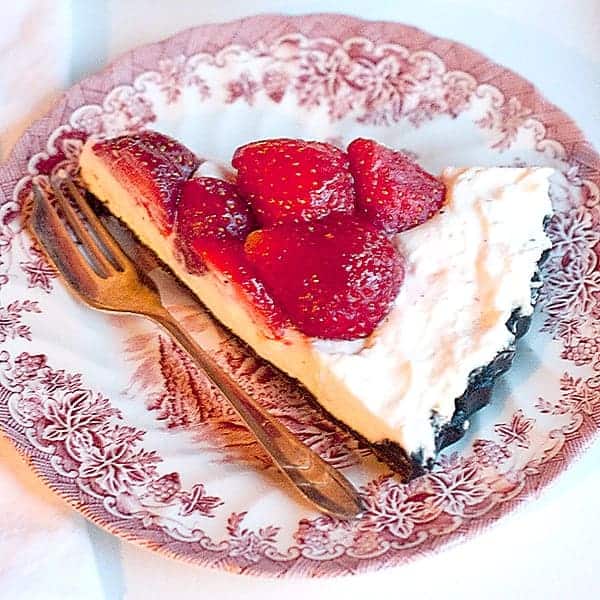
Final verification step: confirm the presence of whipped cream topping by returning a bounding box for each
[194,159,236,182]
[80,141,553,460]
[314,167,553,456]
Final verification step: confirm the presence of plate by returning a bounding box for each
[1,14,599,577]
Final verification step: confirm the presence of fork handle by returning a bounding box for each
[148,308,363,519]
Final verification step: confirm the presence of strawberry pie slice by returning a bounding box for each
[79,131,553,477]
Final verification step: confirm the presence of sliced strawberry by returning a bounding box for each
[244,215,404,340]
[177,177,255,241]
[173,176,283,333]
[91,130,199,235]
[232,138,355,227]
[175,176,255,275]
[347,138,446,234]
[192,239,288,336]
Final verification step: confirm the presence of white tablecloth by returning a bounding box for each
[1,1,599,598]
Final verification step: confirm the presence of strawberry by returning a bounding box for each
[193,240,288,336]
[244,215,404,340]
[232,138,355,227]
[91,130,199,235]
[174,177,284,333]
[347,138,446,234]
[177,177,255,242]
[175,176,256,274]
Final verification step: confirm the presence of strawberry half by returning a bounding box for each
[232,138,355,227]
[177,177,255,243]
[175,176,256,273]
[244,215,404,340]
[91,130,199,235]
[173,178,284,333]
[192,240,289,336]
[347,138,446,234]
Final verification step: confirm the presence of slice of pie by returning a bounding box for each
[79,131,553,477]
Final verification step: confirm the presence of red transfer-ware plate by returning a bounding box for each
[0,14,599,577]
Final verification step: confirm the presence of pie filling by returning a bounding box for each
[80,136,553,460]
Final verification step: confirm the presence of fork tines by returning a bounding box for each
[35,175,130,279]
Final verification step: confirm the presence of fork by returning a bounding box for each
[29,175,364,519]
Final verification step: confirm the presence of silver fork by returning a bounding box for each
[29,175,363,519]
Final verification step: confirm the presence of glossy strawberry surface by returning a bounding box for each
[92,130,199,234]
[232,138,355,227]
[347,138,446,234]
[175,175,257,276]
[177,176,255,242]
[244,215,404,339]
[194,240,288,336]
